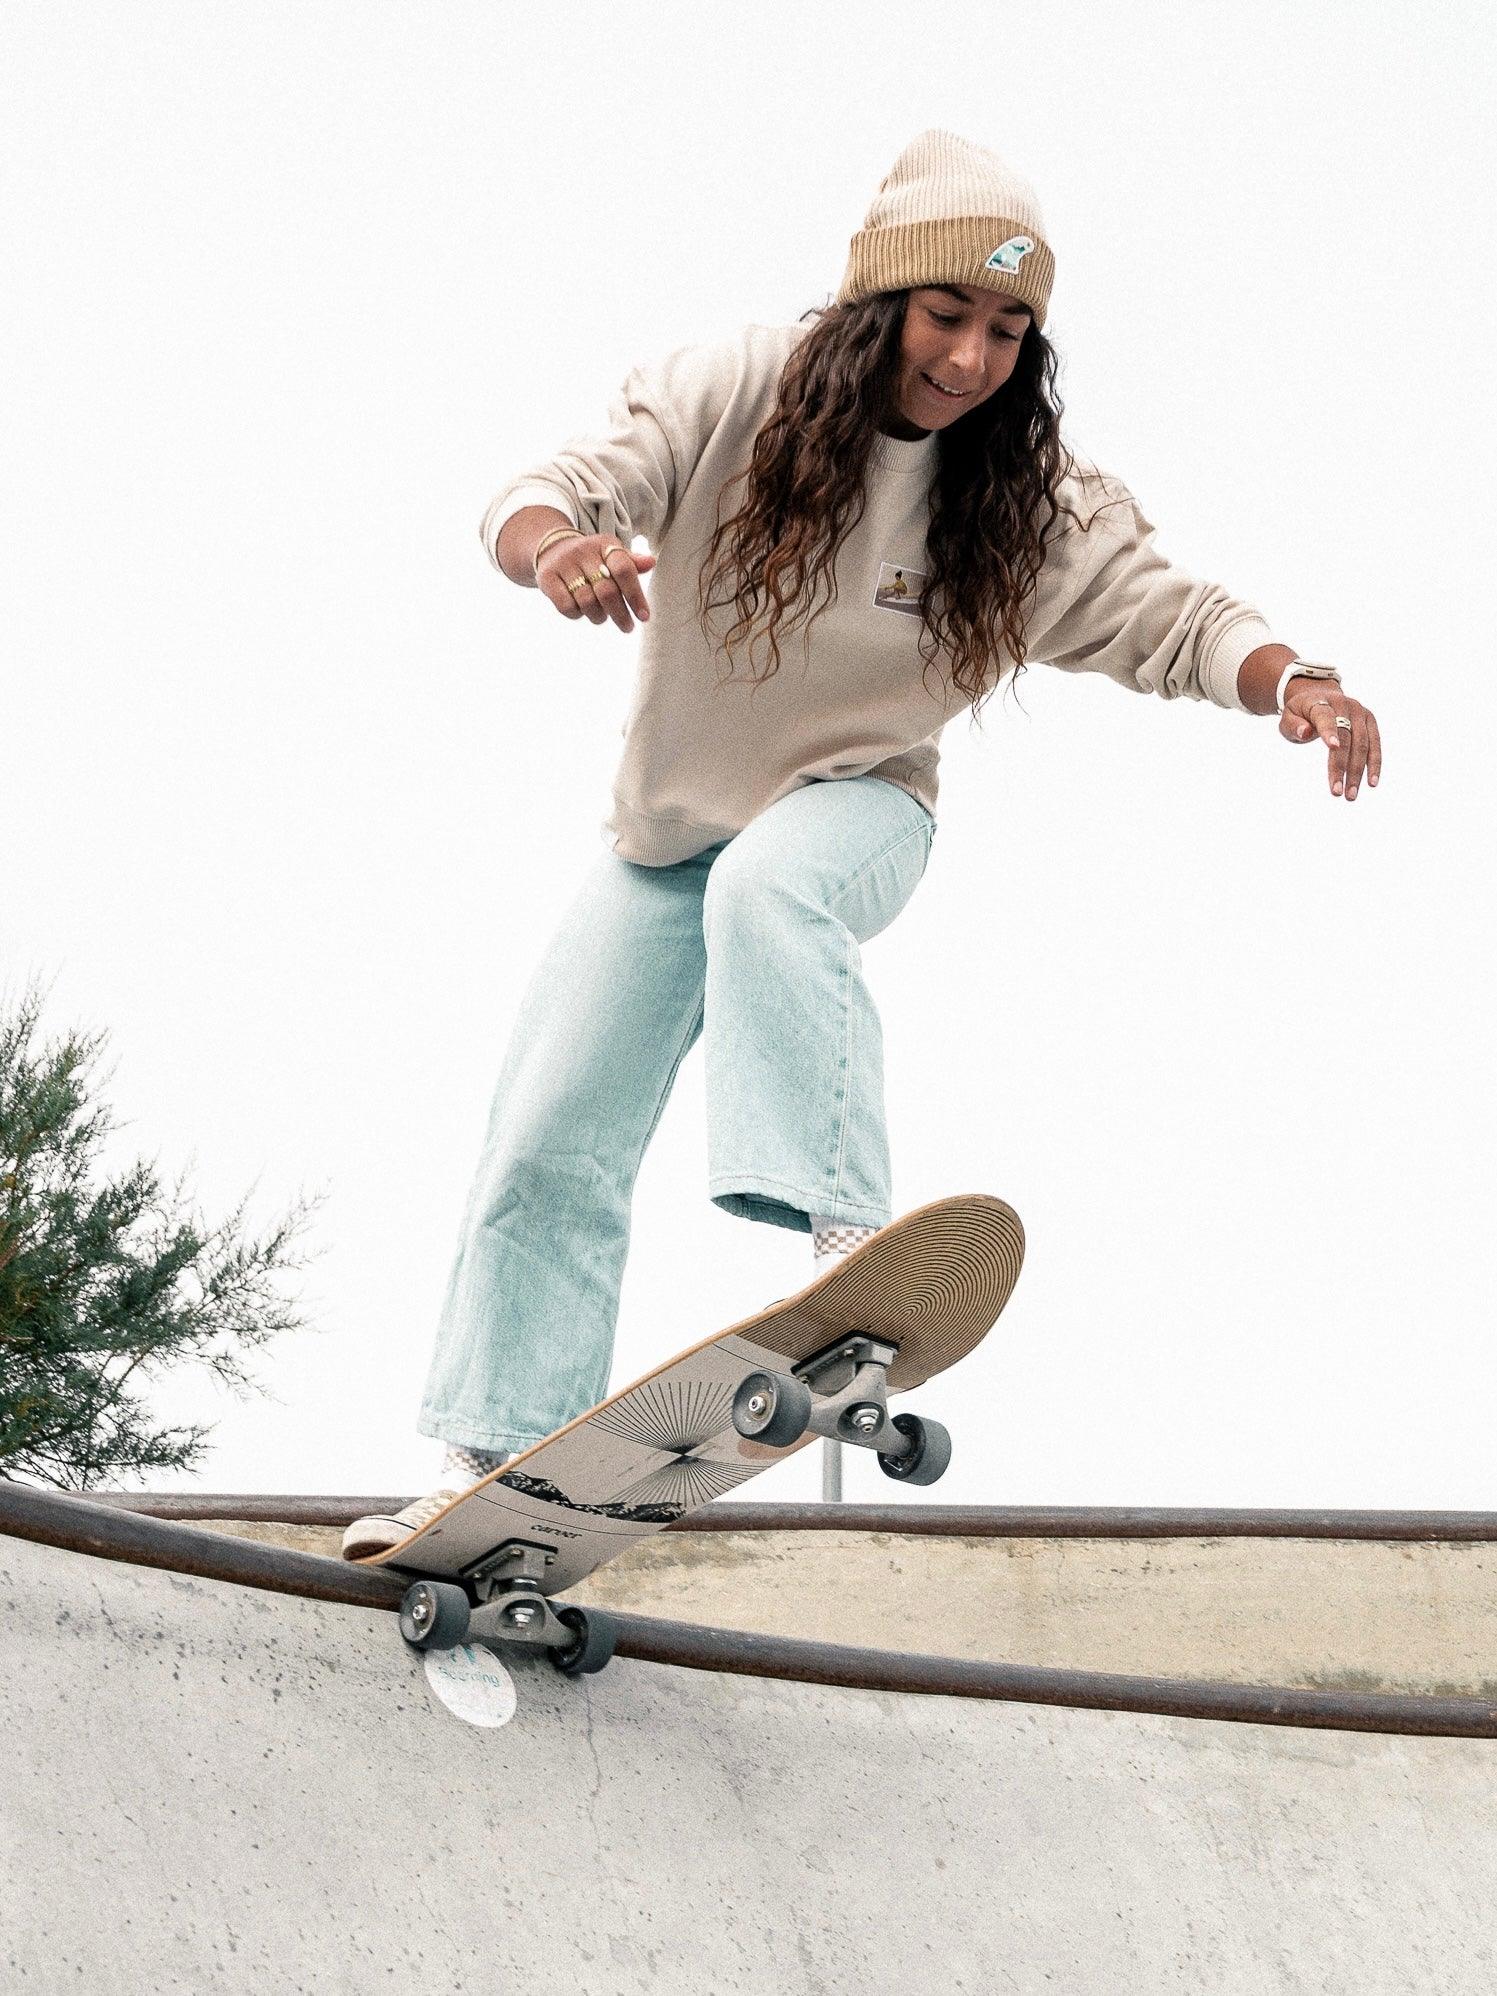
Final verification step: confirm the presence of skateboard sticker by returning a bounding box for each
[423,1643,519,1728]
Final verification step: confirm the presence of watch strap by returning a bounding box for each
[1274,658,1340,713]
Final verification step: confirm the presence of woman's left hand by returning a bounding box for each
[1282,679,1382,801]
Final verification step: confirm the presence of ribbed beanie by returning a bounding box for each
[837,128,1054,332]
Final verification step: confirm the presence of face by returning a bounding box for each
[884,285,1032,438]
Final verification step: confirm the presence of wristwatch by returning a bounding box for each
[1274,657,1341,714]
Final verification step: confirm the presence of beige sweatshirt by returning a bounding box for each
[481,319,1278,866]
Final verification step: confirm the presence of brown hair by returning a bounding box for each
[695,290,1112,726]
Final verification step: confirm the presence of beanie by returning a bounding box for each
[836,128,1055,332]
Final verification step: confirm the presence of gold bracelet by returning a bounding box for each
[532,525,585,577]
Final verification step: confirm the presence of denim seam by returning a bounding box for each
[824,818,933,921]
[637,996,705,1160]
[829,923,854,1210]
[824,816,929,1210]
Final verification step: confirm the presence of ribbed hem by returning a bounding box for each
[478,480,580,571]
[602,796,739,867]
[869,430,941,477]
[1204,613,1278,713]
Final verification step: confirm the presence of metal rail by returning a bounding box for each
[70,1489,1497,1542]
[4,1478,1494,1739]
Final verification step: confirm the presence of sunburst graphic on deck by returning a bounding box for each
[613,1456,763,1509]
[594,1377,737,1454]
[594,1377,762,1508]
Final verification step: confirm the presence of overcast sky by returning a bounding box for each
[5,1,1492,1509]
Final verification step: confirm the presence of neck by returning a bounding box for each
[878,416,932,442]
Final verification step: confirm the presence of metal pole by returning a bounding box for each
[821,1436,843,1502]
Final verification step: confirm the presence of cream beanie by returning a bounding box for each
[837,128,1055,332]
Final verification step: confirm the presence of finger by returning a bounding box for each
[1342,712,1370,800]
[1311,701,1343,752]
[1291,697,1336,748]
[1328,721,1350,795]
[537,566,587,620]
[587,562,643,633]
[1365,709,1382,787]
[600,550,653,625]
[1310,703,1349,792]
[564,571,608,625]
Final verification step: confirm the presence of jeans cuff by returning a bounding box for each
[707,1173,892,1232]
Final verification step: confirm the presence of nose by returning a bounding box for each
[943,338,987,383]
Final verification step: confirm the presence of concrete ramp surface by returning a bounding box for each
[4,1530,1495,1993]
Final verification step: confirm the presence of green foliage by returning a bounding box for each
[0,977,325,1489]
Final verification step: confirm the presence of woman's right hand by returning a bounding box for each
[535,532,655,634]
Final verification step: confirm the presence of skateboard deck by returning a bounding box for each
[358,1193,1023,1600]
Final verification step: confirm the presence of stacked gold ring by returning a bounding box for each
[563,544,628,593]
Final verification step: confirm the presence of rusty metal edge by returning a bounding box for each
[64,1490,1497,1541]
[0,1475,407,1611]
[612,1614,1497,1740]
[3,1478,1495,1740]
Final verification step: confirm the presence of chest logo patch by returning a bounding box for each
[873,561,927,619]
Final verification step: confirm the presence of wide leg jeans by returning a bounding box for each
[416,773,937,1455]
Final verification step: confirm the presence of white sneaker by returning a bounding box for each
[341,1483,469,1561]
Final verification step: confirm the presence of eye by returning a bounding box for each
[928,309,1019,341]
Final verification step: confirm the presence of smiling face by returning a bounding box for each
[882,284,1033,438]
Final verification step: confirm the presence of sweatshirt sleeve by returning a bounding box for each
[1033,481,1277,714]
[478,333,740,573]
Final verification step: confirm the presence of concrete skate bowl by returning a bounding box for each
[4,1483,1496,1993]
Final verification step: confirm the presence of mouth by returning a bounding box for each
[919,371,974,403]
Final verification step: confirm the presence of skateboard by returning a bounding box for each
[362,1192,1024,1676]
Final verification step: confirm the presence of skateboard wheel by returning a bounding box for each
[399,1579,471,1650]
[877,1413,952,1487]
[732,1370,813,1448]
[553,1605,619,1677]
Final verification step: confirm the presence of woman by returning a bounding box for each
[342,128,1379,1559]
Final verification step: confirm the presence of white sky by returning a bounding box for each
[4,2,1493,1509]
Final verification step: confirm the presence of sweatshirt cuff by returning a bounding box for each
[480,482,581,570]
[1204,613,1278,713]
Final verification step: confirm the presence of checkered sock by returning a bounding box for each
[810,1213,878,1272]
[441,1441,511,1483]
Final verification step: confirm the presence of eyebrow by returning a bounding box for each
[926,284,1032,320]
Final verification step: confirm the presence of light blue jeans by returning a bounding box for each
[416,773,937,1455]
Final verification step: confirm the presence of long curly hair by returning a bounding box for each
[694,289,1105,727]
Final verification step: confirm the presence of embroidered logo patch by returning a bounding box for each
[985,234,1035,274]
[872,561,927,618]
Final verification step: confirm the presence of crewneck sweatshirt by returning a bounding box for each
[481,319,1278,867]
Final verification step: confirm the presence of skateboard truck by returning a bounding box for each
[731,1332,953,1485]
[398,1538,619,1675]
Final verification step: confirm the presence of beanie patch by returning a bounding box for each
[986,235,1036,274]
